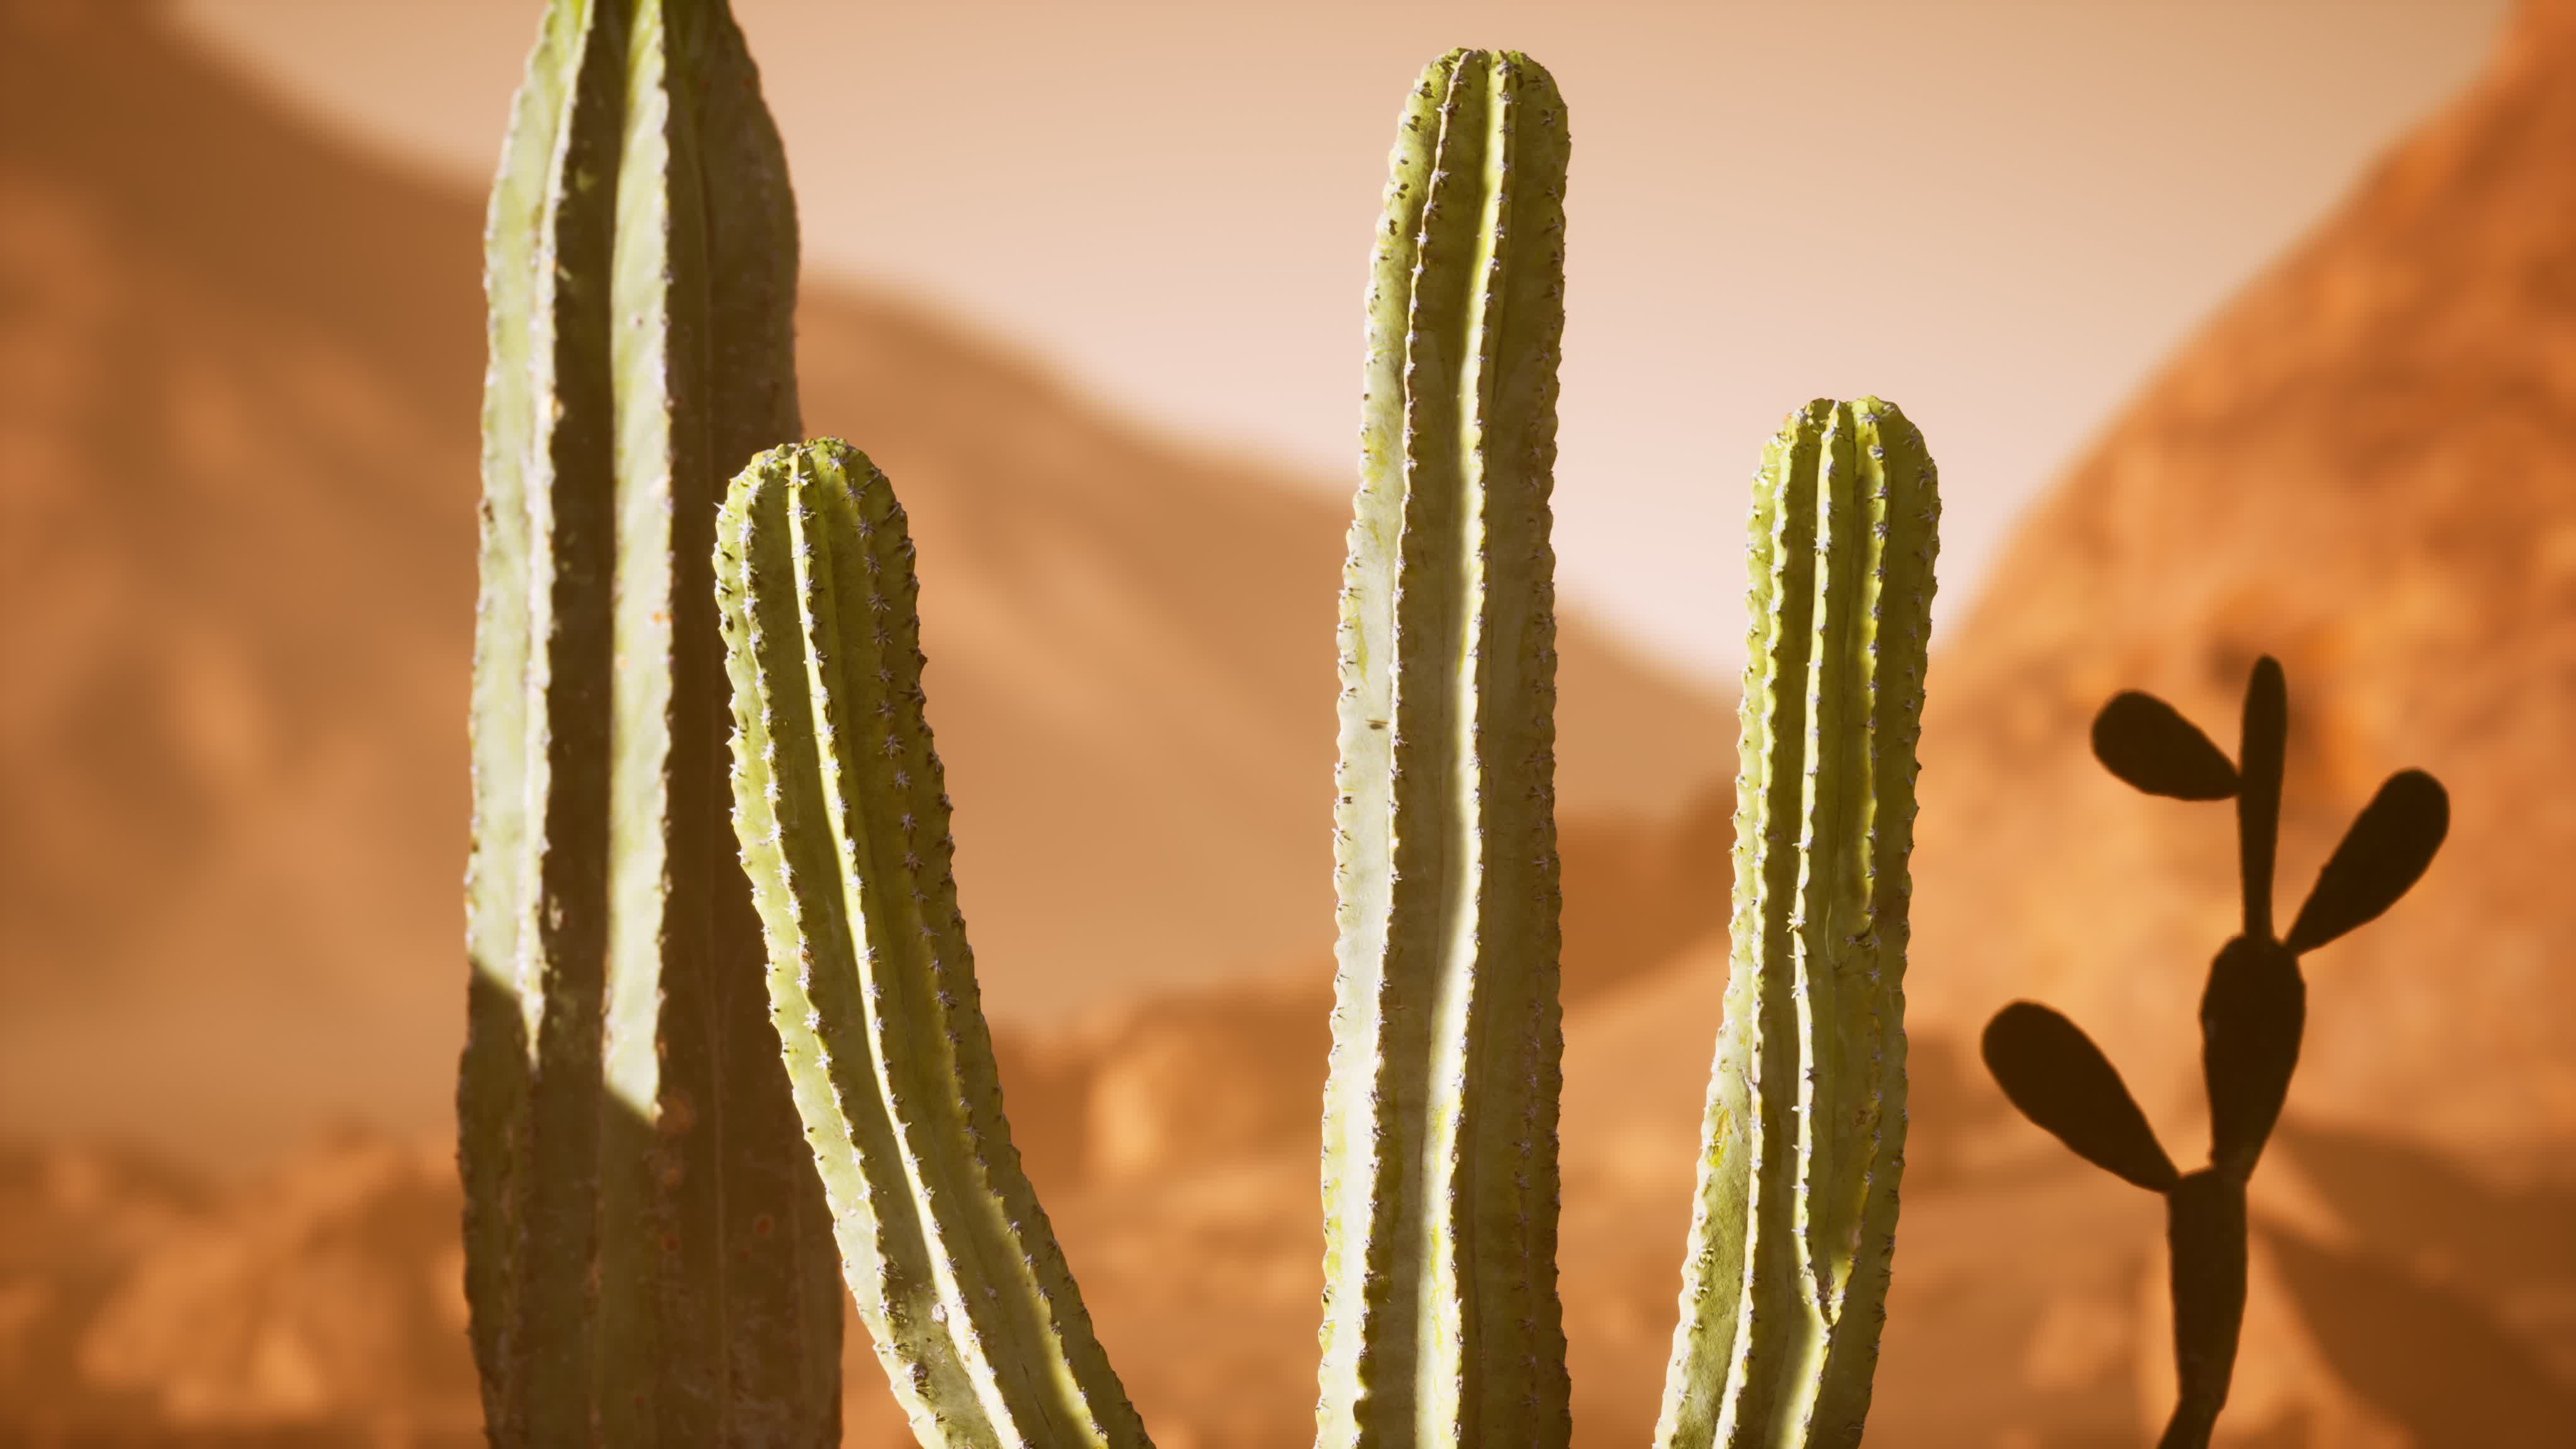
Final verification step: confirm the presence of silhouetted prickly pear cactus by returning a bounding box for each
[1981,657,2448,1449]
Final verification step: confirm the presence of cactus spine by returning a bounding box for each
[1316,47,1572,1449]
[461,0,838,1441]
[1655,401,1939,1448]
[715,442,1150,1446]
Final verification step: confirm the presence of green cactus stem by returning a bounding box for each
[1315,47,1573,1449]
[460,0,838,1441]
[1656,400,1940,1449]
[716,441,1150,1448]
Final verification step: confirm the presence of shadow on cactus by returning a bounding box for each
[1980,659,2448,1449]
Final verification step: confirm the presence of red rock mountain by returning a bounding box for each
[1910,0,2576,1155]
[0,0,1726,1167]
[1901,0,2576,1436]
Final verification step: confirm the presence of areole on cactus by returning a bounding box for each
[716,440,1150,1445]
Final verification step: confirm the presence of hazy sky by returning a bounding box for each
[177,0,2510,682]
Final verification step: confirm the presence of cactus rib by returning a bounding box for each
[462,1,837,1441]
[1656,401,1939,1448]
[717,441,1150,1448]
[1317,48,1572,1449]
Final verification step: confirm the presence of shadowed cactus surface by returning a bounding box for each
[459,0,839,1441]
[1982,658,2448,1449]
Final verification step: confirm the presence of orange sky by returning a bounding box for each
[177,0,2507,681]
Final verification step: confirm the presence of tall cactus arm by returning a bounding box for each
[461,2,626,1436]
[1317,48,1572,1449]
[1655,400,1938,1449]
[599,1,839,1440]
[717,441,1151,1449]
[462,1,837,1441]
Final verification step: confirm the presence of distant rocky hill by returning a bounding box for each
[0,0,1726,1167]
[1902,0,2576,1436]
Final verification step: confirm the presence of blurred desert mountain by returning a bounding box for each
[1901,0,2576,1437]
[8,0,2576,1445]
[1909,0,2576,1157]
[0,0,1727,1167]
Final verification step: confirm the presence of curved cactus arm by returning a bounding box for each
[718,441,1151,1449]
[1317,48,1572,1449]
[463,1,837,1441]
[1655,400,1938,1449]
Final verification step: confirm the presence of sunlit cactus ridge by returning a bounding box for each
[714,441,1149,1447]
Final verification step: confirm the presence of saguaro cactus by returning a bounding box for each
[706,47,1939,1449]
[461,0,839,1441]
[1981,660,2447,1448]
[1315,47,1574,1448]
[1656,401,1940,1448]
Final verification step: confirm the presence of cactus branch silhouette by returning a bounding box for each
[1983,658,2448,1449]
